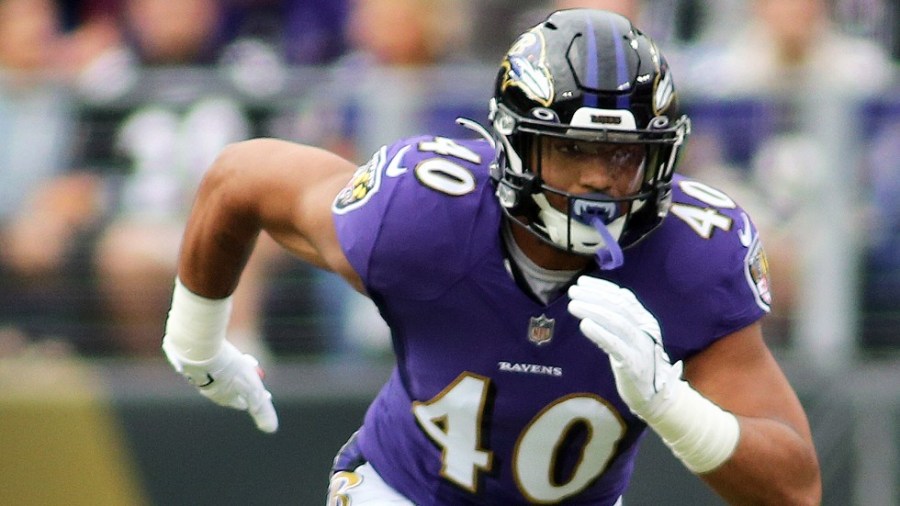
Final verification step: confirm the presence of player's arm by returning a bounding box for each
[568,277,821,505]
[684,322,821,504]
[178,137,361,297]
[163,138,361,433]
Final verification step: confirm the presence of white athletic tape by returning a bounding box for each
[647,380,741,474]
[163,278,232,361]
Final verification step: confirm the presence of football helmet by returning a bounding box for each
[489,9,690,268]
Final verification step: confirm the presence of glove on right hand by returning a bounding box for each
[163,339,279,433]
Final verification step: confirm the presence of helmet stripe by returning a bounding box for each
[608,18,631,110]
[583,14,599,107]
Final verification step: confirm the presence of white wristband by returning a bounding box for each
[163,277,233,361]
[645,380,741,474]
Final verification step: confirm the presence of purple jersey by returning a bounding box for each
[332,135,770,504]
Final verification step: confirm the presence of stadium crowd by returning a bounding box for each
[0,0,897,360]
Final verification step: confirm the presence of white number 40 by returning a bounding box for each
[413,373,625,502]
[669,180,737,238]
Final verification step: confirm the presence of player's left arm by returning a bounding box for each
[684,321,821,504]
[568,277,821,505]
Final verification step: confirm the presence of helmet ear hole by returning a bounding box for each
[531,108,558,121]
[493,109,516,135]
[650,116,670,129]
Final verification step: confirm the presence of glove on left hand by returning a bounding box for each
[568,276,741,474]
[567,275,684,420]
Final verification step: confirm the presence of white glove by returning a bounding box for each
[567,275,683,420]
[567,275,741,474]
[163,338,279,433]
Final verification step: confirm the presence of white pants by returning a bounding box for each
[327,463,415,505]
[326,462,624,505]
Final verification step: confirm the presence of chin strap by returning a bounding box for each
[592,217,624,270]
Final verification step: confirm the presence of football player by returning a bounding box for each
[162,9,821,504]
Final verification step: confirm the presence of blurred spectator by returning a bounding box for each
[278,0,480,356]
[229,0,349,65]
[293,0,477,160]
[0,0,98,356]
[510,0,719,56]
[63,0,283,357]
[681,0,897,348]
[281,0,348,64]
[859,97,900,348]
[512,0,645,50]
[832,0,898,61]
[691,0,894,97]
[553,0,640,21]
[0,0,73,221]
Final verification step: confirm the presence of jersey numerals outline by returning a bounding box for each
[413,372,626,503]
[413,137,480,196]
[669,180,737,238]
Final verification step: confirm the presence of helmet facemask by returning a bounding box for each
[491,99,689,269]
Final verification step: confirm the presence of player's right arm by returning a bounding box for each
[162,138,362,432]
[178,137,362,298]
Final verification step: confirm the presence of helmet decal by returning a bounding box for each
[653,70,675,115]
[500,28,555,107]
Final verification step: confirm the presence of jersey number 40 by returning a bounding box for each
[413,372,625,503]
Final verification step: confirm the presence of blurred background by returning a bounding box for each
[0,0,897,504]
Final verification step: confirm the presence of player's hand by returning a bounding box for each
[163,339,279,433]
[567,275,683,420]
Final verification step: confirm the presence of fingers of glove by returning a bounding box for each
[578,318,631,364]
[231,355,279,433]
[568,299,639,346]
[572,276,644,311]
[249,390,279,433]
[573,274,652,305]
[573,275,622,294]
[568,281,624,310]
[234,353,279,432]
[569,280,650,329]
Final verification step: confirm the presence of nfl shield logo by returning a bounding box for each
[528,314,555,346]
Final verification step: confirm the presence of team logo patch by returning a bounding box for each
[500,28,554,106]
[332,147,385,214]
[528,314,555,345]
[744,235,772,312]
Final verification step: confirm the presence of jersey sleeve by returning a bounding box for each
[672,176,771,357]
[332,136,499,300]
[611,175,772,361]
